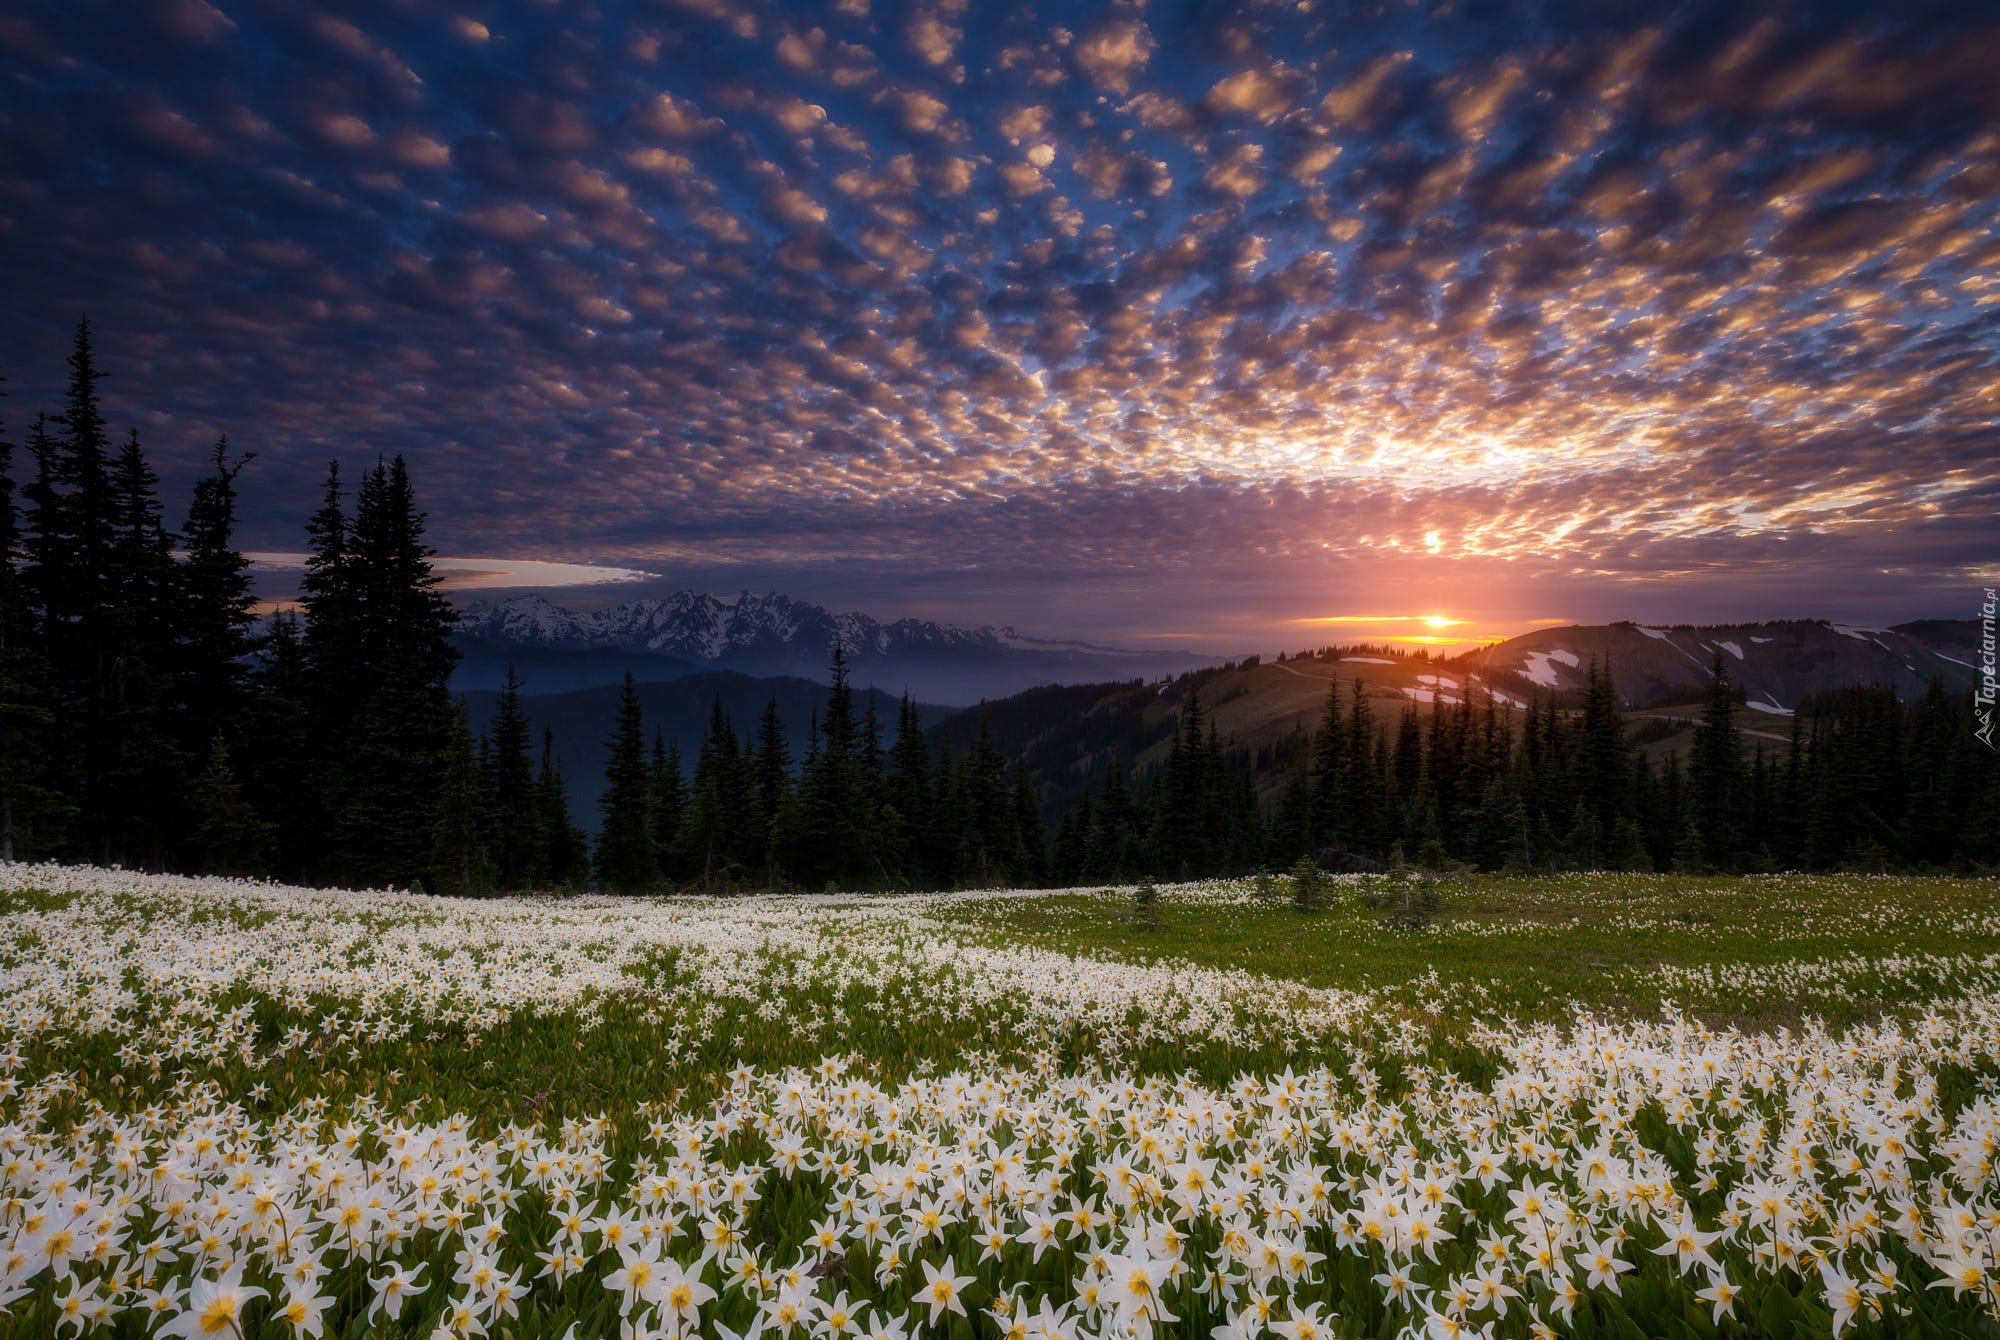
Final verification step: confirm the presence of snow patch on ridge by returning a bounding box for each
[1520,652,1571,687]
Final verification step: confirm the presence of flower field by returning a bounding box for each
[1,866,1997,1339]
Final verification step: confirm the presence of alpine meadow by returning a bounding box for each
[3,1,2000,1339]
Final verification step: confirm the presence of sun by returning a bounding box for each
[1420,616,1463,628]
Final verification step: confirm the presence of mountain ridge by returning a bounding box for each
[452,591,1221,705]
[1451,617,1982,712]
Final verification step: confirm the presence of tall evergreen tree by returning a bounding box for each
[176,438,259,756]
[0,390,64,860]
[1343,680,1381,855]
[1011,761,1046,887]
[102,427,179,868]
[649,732,685,882]
[753,696,793,835]
[531,728,591,890]
[1688,651,1743,870]
[679,697,748,891]
[1577,659,1628,832]
[786,644,874,888]
[316,456,461,887]
[21,324,124,861]
[242,611,311,879]
[1310,676,1347,851]
[595,673,659,893]
[187,737,271,876]
[430,697,498,897]
[886,694,927,883]
[485,667,537,889]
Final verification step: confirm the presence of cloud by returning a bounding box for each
[0,0,1993,644]
[1072,19,1153,95]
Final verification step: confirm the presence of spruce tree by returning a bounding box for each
[296,460,355,875]
[1688,651,1743,871]
[242,611,313,881]
[925,735,960,885]
[966,714,1013,886]
[0,393,64,859]
[24,324,122,862]
[1011,761,1046,887]
[430,697,498,897]
[886,694,927,882]
[176,438,259,766]
[486,667,536,889]
[334,662,448,889]
[787,644,872,889]
[679,697,742,891]
[1578,659,1628,832]
[753,697,792,839]
[102,427,179,867]
[322,456,460,887]
[1344,680,1380,855]
[649,732,685,883]
[188,737,272,876]
[594,673,659,893]
[531,728,591,890]
[1310,677,1347,852]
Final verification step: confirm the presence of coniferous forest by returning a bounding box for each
[4,323,1995,894]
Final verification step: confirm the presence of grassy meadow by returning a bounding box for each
[0,865,1996,1340]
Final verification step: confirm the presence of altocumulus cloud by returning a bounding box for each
[1,0,1996,640]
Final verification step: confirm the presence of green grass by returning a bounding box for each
[924,873,2000,1031]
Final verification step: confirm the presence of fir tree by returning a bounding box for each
[431,697,498,897]
[883,695,927,883]
[176,437,259,758]
[752,700,792,844]
[649,732,685,883]
[187,738,272,876]
[965,714,1013,886]
[1011,761,1046,887]
[787,644,873,889]
[594,673,659,893]
[1578,659,1628,831]
[679,697,745,892]
[1344,680,1381,855]
[242,612,313,881]
[0,393,64,860]
[26,324,123,862]
[486,667,536,889]
[333,662,449,889]
[1310,677,1347,850]
[1688,651,1743,870]
[531,729,591,890]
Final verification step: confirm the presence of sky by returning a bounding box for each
[2,0,1996,653]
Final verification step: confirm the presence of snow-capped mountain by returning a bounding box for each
[451,592,1218,705]
[461,591,1022,660]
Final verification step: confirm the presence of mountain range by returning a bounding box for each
[456,601,1983,835]
[450,591,1218,704]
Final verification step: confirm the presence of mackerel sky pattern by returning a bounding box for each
[2,0,1996,642]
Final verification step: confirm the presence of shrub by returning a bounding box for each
[1132,875,1161,930]
[1289,856,1327,912]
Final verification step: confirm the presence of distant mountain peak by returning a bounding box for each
[452,591,1224,705]
[460,590,1160,665]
